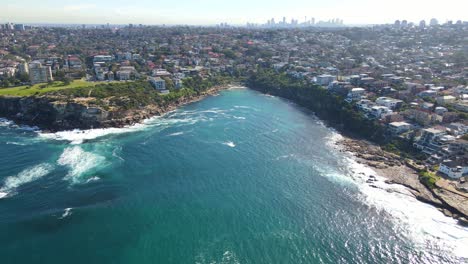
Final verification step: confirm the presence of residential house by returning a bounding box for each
[413,128,447,155]
[376,97,403,110]
[388,121,412,135]
[439,156,468,179]
[315,74,335,86]
[150,77,166,90]
[437,95,456,105]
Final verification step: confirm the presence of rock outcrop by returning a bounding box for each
[0,87,224,132]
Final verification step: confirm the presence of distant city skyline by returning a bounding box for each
[2,0,467,25]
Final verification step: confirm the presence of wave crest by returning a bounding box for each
[58,146,105,184]
[0,163,53,197]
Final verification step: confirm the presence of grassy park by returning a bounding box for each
[0,79,116,96]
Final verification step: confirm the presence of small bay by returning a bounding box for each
[0,88,466,263]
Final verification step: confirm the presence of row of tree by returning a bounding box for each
[247,68,387,143]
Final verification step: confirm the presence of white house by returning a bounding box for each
[376,97,403,109]
[439,157,468,179]
[356,99,372,111]
[117,70,131,81]
[370,106,392,119]
[347,88,366,101]
[389,122,411,134]
[315,74,336,86]
[436,95,457,105]
[435,106,448,115]
[93,55,114,63]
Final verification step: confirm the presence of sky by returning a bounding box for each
[1,0,467,25]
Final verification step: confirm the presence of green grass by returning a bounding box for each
[419,170,440,189]
[0,79,119,96]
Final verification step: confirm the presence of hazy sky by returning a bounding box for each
[2,0,467,25]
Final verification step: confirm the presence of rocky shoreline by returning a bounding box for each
[338,137,468,225]
[0,85,235,132]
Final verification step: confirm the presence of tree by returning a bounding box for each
[17,72,30,83]
[63,77,72,86]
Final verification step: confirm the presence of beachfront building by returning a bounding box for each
[315,74,335,86]
[388,122,412,135]
[347,88,366,101]
[376,97,403,110]
[439,156,468,179]
[150,77,166,90]
[370,106,392,119]
[413,128,447,155]
[116,70,131,81]
[28,61,53,84]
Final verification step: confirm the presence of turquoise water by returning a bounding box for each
[0,89,467,263]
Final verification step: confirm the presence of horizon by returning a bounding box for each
[3,0,467,26]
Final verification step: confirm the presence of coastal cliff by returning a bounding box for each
[339,137,468,224]
[247,70,468,225]
[0,83,226,132]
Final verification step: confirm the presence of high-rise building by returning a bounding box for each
[394,20,401,28]
[13,24,25,31]
[18,62,29,75]
[430,18,438,26]
[28,61,53,84]
[401,20,408,28]
[419,20,426,28]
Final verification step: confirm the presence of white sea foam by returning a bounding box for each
[0,163,53,197]
[348,158,468,259]
[322,142,468,259]
[58,146,105,184]
[38,113,208,144]
[0,117,13,126]
[85,176,101,183]
[168,131,185,137]
[40,125,148,144]
[0,118,39,131]
[222,141,236,148]
[6,141,28,146]
[59,208,73,219]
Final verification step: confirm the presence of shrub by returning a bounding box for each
[419,170,439,189]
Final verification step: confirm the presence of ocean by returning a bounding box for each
[0,88,467,263]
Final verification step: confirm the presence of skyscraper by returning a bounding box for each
[419,20,426,29]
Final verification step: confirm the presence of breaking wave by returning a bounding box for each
[59,208,73,219]
[222,141,236,148]
[39,113,207,144]
[168,131,185,137]
[0,163,53,197]
[58,146,106,184]
[0,118,39,131]
[323,137,468,260]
